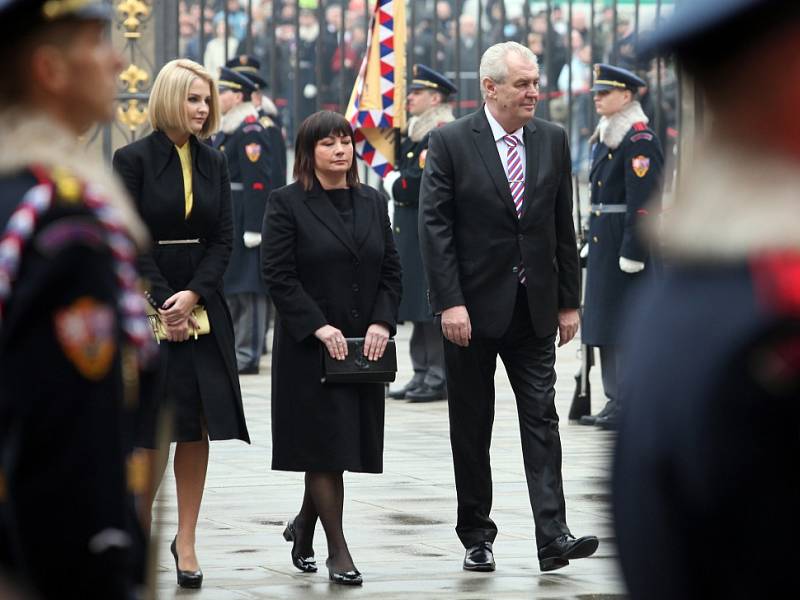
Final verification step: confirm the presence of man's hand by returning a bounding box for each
[441,305,471,347]
[557,308,580,347]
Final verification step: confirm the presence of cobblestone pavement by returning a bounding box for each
[153,324,625,599]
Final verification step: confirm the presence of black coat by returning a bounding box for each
[261,181,401,472]
[582,122,663,346]
[113,131,249,445]
[392,133,432,322]
[419,109,580,338]
[215,111,283,295]
[0,169,152,598]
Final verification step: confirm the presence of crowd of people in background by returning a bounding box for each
[177,0,677,182]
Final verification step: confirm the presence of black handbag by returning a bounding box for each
[320,338,397,384]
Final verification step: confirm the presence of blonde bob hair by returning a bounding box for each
[149,59,220,138]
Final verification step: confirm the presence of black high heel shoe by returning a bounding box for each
[326,559,363,586]
[170,536,203,589]
[282,518,317,573]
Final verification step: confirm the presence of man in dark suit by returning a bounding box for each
[419,41,598,573]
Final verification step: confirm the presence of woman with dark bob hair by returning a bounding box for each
[261,111,402,585]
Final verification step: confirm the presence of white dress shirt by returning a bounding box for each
[484,104,526,183]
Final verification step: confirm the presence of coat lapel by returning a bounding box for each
[352,185,375,252]
[303,181,359,258]
[471,109,519,221]
[521,121,539,223]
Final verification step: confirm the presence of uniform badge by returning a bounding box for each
[245,143,262,163]
[54,297,116,381]
[632,155,651,178]
[51,167,82,203]
[419,149,428,169]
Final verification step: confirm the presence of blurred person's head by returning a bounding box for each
[0,0,124,134]
[570,30,584,51]
[293,111,359,190]
[572,11,588,32]
[480,42,540,131]
[326,4,343,29]
[436,1,452,21]
[531,13,547,34]
[149,59,220,139]
[459,14,477,39]
[527,32,544,56]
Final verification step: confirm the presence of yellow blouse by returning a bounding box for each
[175,142,193,218]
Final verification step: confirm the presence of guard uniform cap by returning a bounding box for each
[218,67,259,95]
[591,64,646,93]
[0,0,112,46]
[409,64,458,96]
[225,55,268,90]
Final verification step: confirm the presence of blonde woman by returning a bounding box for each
[113,59,250,589]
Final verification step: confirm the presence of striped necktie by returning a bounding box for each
[504,134,527,285]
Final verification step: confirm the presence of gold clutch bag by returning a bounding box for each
[145,301,210,343]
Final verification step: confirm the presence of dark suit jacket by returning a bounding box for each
[419,108,580,338]
[261,180,401,472]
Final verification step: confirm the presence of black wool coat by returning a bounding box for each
[582,123,663,346]
[261,180,402,473]
[113,131,249,445]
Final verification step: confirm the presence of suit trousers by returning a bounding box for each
[444,285,570,549]
[410,321,446,388]
[226,292,267,370]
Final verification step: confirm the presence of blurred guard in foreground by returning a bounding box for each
[614,1,800,598]
[0,0,157,598]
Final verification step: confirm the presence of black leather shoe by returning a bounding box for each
[406,384,447,402]
[238,364,259,375]
[463,541,495,572]
[537,534,599,572]
[282,518,317,573]
[578,400,616,426]
[387,380,422,399]
[170,536,203,589]
[326,559,363,585]
[596,411,618,430]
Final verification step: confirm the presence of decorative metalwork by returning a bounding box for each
[117,99,148,131]
[119,64,149,94]
[117,0,150,39]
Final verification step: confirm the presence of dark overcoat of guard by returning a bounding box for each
[582,102,663,346]
[0,123,156,597]
[215,102,281,296]
[261,181,401,473]
[113,131,250,445]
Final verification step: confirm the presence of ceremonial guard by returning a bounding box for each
[579,64,663,429]
[0,1,157,598]
[215,68,276,374]
[386,65,456,402]
[614,1,800,597]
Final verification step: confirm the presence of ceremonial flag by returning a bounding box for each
[345,0,406,178]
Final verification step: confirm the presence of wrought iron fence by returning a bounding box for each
[106,0,679,186]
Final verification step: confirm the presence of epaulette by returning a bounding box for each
[752,251,800,316]
[33,165,85,205]
[259,115,275,129]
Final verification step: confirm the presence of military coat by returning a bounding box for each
[216,103,280,295]
[582,117,663,346]
[0,166,155,599]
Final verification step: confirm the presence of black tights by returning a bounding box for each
[294,471,355,572]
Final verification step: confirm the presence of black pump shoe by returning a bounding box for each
[282,518,317,573]
[170,536,203,589]
[326,559,362,586]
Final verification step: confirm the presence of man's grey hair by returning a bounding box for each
[479,42,539,99]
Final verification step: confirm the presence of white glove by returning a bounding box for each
[243,231,262,248]
[382,170,401,203]
[619,256,645,273]
[580,243,589,259]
